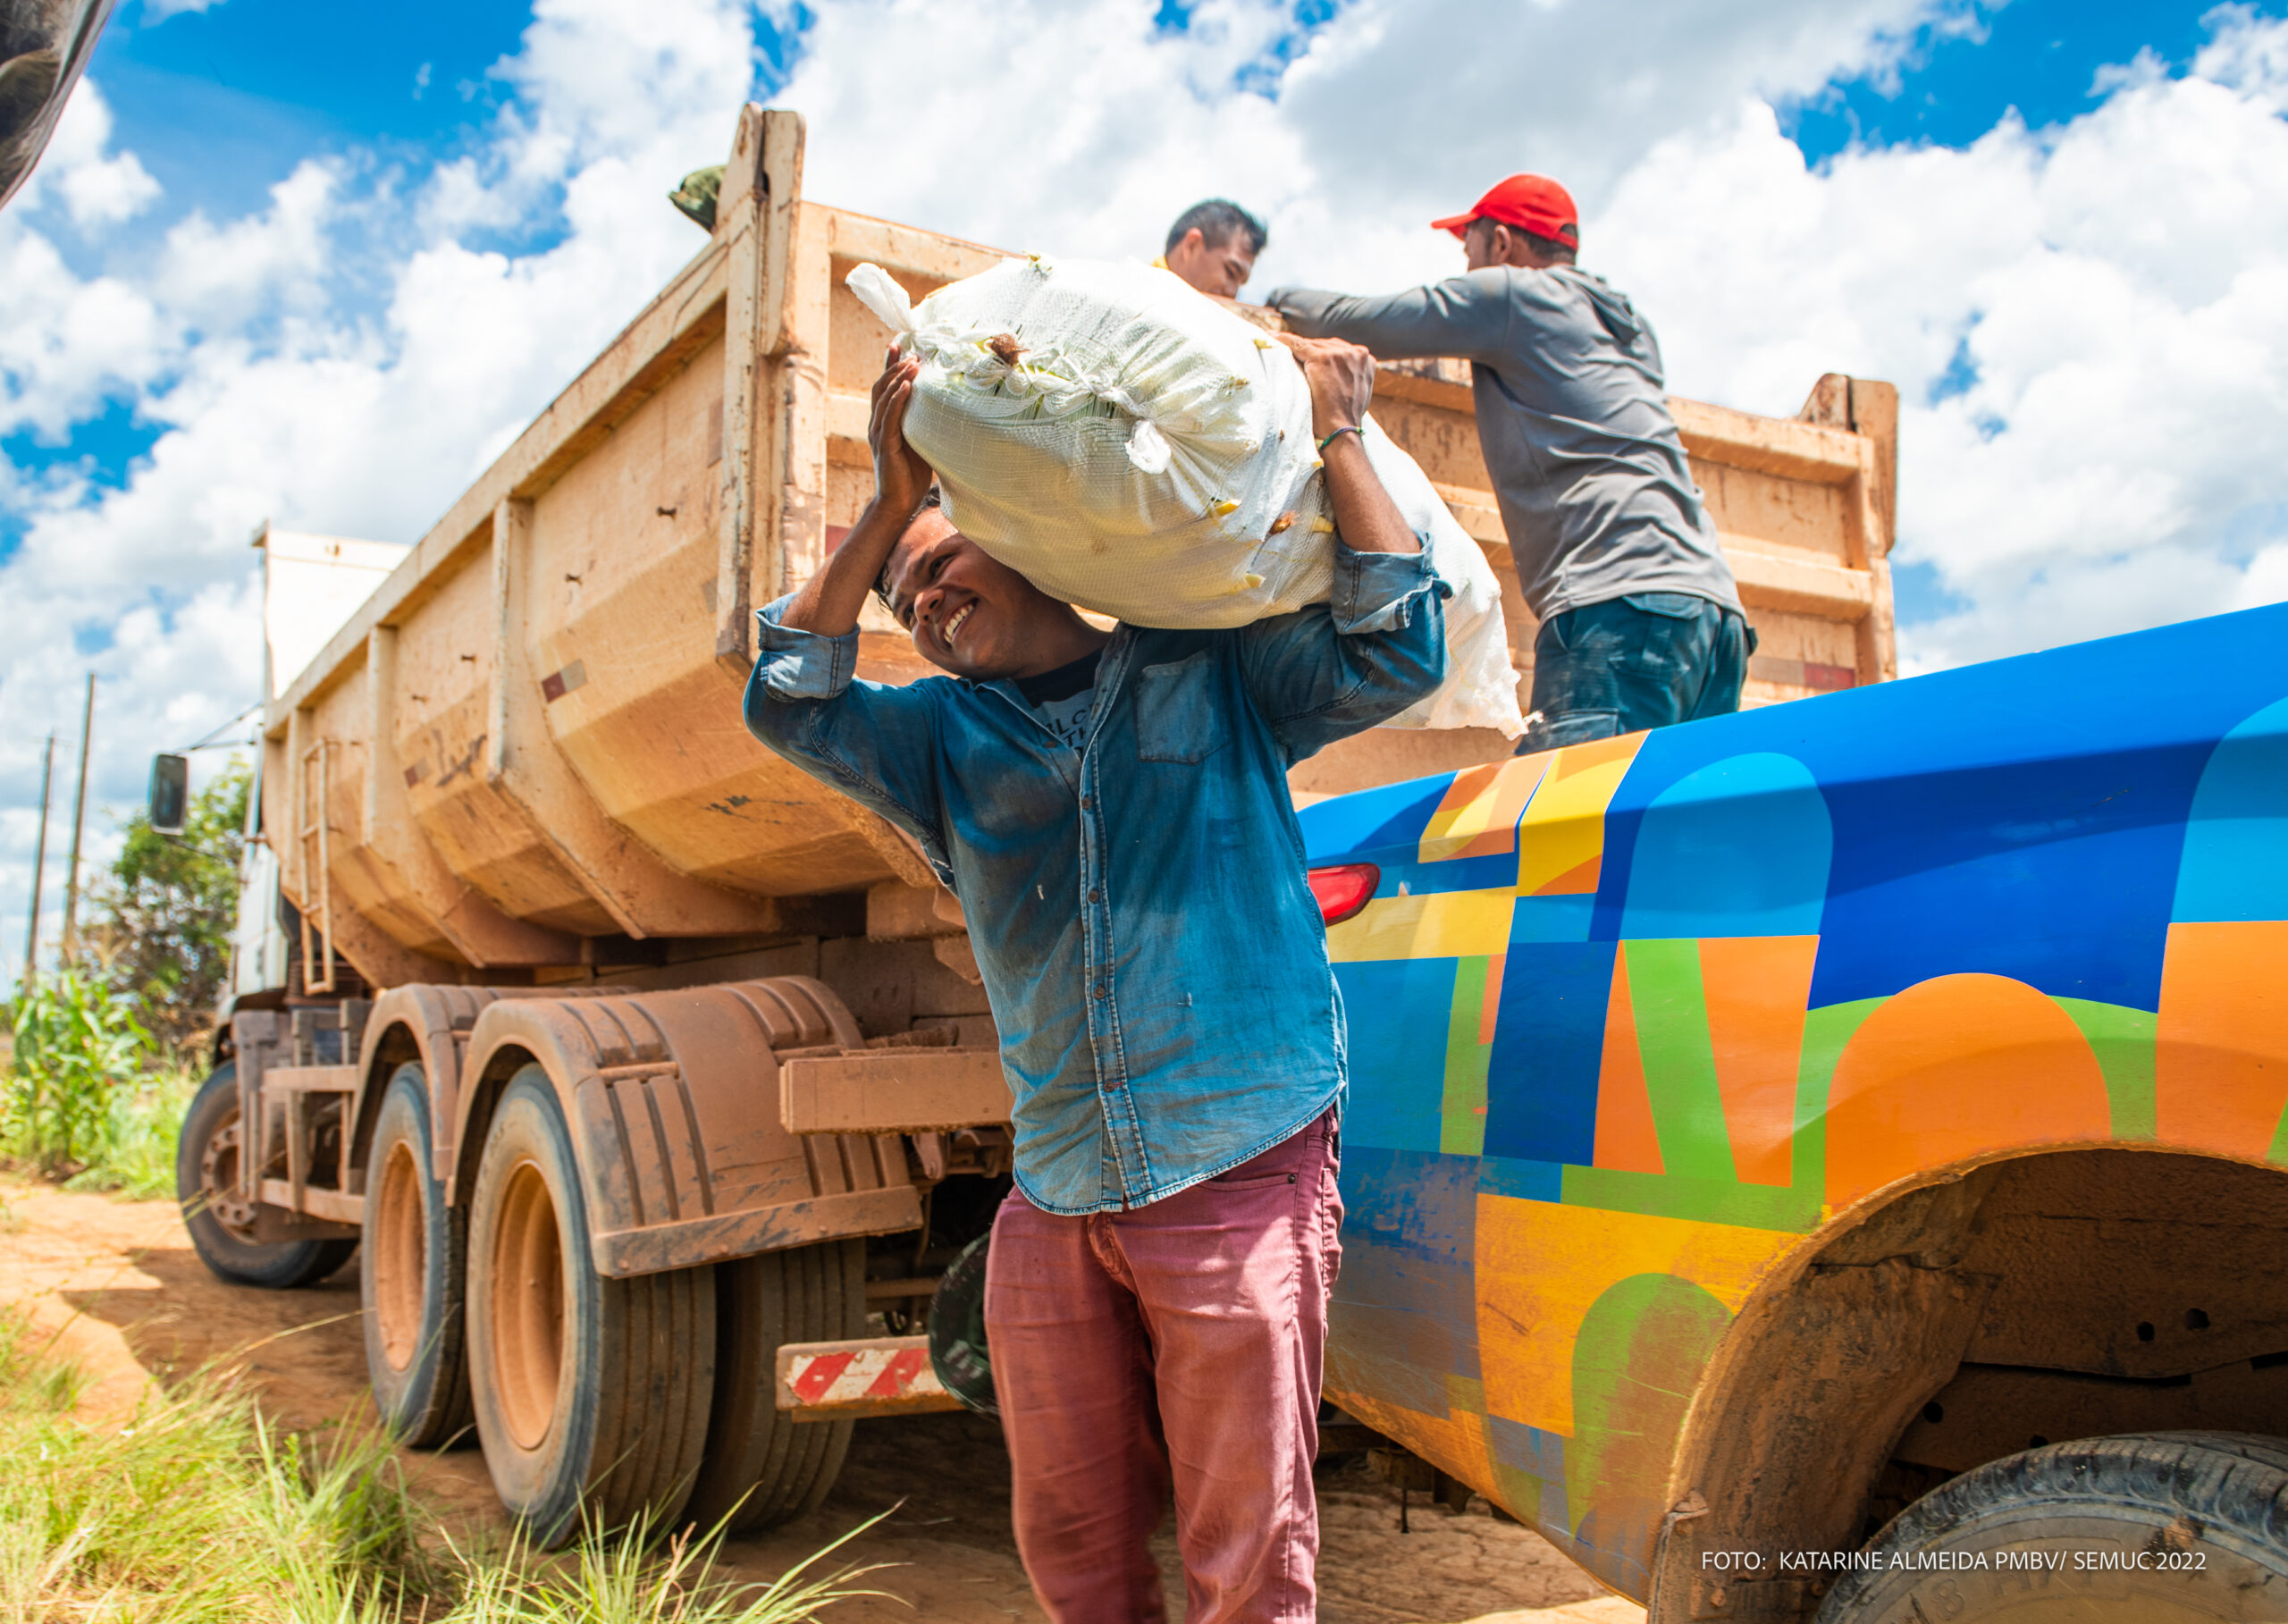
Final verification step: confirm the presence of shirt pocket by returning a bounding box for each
[1133,650,1227,764]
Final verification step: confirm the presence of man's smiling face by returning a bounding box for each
[882,508,1070,680]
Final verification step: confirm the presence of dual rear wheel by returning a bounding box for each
[452,1067,862,1544]
[360,1064,472,1446]
[187,1056,866,1543]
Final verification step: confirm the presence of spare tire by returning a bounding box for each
[1817,1431,2288,1620]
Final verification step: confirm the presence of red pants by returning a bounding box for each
[985,1110,1342,1623]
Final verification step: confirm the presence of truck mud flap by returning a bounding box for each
[775,1335,963,1420]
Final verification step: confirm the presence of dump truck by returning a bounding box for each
[177,102,1943,1595]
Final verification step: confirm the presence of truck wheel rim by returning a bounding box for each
[372,1139,426,1373]
[490,1158,566,1451]
[198,1117,260,1240]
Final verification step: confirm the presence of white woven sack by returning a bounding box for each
[846,257,1524,736]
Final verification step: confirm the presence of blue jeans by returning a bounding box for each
[1518,591,1754,754]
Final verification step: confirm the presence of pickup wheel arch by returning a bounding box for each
[1650,1148,2288,1623]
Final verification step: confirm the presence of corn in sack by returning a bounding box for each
[845,257,1524,736]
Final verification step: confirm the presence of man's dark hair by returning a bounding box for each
[873,486,944,612]
[1471,214,1577,265]
[1165,198,1268,258]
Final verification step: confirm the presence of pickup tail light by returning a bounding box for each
[1308,862,1379,925]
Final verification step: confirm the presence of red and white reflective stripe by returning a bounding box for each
[775,1335,961,1418]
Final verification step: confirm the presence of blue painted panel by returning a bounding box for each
[1511,894,1595,944]
[1482,942,1617,1166]
[2174,694,2288,922]
[1337,957,1458,1153]
[1333,1147,1484,1411]
[1619,753,1830,938]
[1586,606,2288,1008]
[1378,849,1518,897]
[1477,1157,1563,1201]
[1486,1413,1567,1484]
[1299,773,1451,864]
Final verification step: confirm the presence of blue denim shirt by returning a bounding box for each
[743,544,1449,1215]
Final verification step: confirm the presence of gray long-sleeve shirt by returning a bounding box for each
[1270,267,1741,624]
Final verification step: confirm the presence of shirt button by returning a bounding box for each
[1080,795,1095,810]
[1087,888,1101,903]
[1093,981,1107,998]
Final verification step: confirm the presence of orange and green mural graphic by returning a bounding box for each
[1299,611,2288,1598]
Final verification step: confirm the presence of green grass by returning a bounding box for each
[0,1306,894,1621]
[59,1064,200,1199]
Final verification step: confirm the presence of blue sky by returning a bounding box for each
[72,0,2278,240]
[1786,0,2279,158]
[17,0,2274,567]
[5,0,2288,978]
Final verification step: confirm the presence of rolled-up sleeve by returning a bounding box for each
[743,595,954,879]
[752,599,858,701]
[1333,541,1446,635]
[1238,542,1451,763]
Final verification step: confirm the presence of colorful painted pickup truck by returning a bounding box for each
[1305,602,2288,1622]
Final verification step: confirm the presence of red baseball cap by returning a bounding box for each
[1432,174,1578,243]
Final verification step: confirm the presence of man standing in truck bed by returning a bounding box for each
[1159,197,1269,299]
[1269,174,1751,752]
[744,338,1447,1620]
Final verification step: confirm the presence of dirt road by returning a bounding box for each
[0,1177,1638,1624]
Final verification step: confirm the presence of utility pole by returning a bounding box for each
[60,674,95,961]
[22,734,55,989]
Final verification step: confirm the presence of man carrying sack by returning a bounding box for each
[1269,174,1753,753]
[743,335,1448,1620]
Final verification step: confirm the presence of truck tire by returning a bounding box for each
[465,1065,716,1544]
[1816,1431,2288,1621]
[359,1064,473,1447]
[176,1063,356,1289]
[684,1238,865,1533]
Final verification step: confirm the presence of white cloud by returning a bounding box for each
[0,0,757,977]
[163,162,337,311]
[33,80,162,229]
[1590,6,2288,668]
[5,0,2288,973]
[771,0,1951,299]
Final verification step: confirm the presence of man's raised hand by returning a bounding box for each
[780,347,937,635]
[871,344,936,519]
[1274,332,1377,444]
[1275,332,1417,556]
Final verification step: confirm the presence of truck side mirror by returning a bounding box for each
[149,753,189,835]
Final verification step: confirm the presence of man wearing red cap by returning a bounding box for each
[1269,175,1752,752]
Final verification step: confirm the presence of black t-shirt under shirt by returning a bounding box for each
[1015,649,1103,749]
